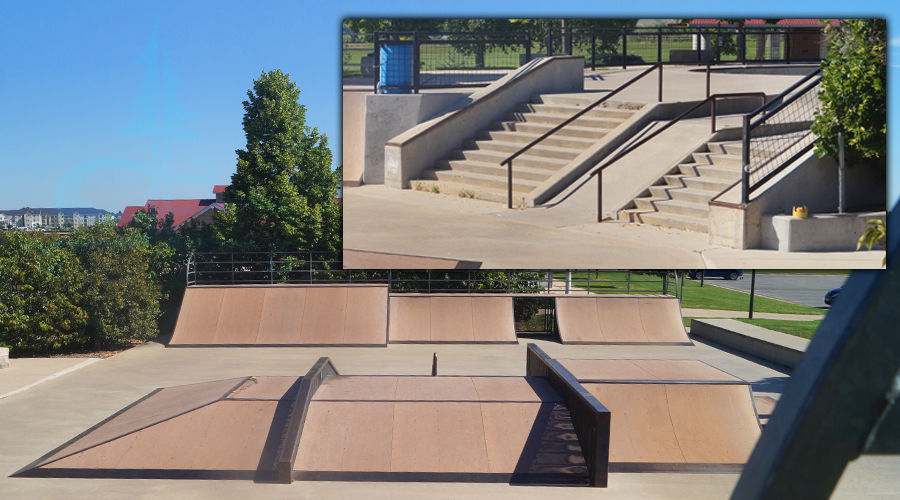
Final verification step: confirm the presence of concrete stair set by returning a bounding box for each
[413,94,640,203]
[617,140,744,233]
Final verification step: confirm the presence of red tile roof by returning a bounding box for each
[117,200,223,228]
[687,19,839,26]
[213,185,228,194]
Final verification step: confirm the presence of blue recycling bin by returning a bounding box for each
[379,44,413,94]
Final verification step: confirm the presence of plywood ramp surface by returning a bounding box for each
[584,382,760,466]
[312,376,562,403]
[555,296,691,345]
[169,285,388,346]
[28,376,299,478]
[388,295,516,343]
[559,359,743,383]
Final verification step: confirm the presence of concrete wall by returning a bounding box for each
[1,347,8,369]
[761,211,887,252]
[362,93,470,185]
[383,56,585,189]
[342,91,368,185]
[708,151,887,249]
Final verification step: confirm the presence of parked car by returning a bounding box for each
[594,54,645,66]
[687,270,744,281]
[824,287,842,306]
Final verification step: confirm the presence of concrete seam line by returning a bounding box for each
[0,358,102,400]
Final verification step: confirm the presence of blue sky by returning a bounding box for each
[0,1,897,212]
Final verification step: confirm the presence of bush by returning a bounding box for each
[0,232,88,354]
[812,19,887,169]
[64,222,163,348]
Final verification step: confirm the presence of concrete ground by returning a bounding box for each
[2,333,898,499]
[343,66,885,269]
[0,357,100,400]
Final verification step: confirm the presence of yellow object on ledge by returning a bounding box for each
[792,206,809,218]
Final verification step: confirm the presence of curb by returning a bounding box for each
[689,318,809,368]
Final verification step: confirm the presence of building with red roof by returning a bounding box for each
[117,186,226,230]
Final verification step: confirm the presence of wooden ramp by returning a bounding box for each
[388,294,517,344]
[14,376,302,481]
[169,284,388,347]
[558,359,761,472]
[555,295,691,345]
[293,375,588,484]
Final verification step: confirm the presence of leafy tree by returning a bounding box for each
[857,218,886,267]
[0,232,88,354]
[65,222,162,347]
[217,70,340,251]
[812,19,887,169]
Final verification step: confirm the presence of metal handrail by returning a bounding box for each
[499,61,724,209]
[589,92,767,222]
[741,69,824,203]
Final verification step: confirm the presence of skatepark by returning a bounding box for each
[4,280,899,498]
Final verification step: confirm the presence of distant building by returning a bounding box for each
[0,207,111,229]
[117,186,226,231]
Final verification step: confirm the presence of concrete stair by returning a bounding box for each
[413,94,641,205]
[617,140,744,233]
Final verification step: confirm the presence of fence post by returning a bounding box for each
[373,32,380,94]
[565,271,571,295]
[739,25,746,64]
[621,27,627,69]
[546,28,552,57]
[525,32,531,66]
[270,252,274,284]
[627,271,631,294]
[591,29,596,70]
[785,28,792,64]
[742,114,751,204]
[657,27,662,64]
[696,27,702,62]
[412,31,420,94]
[658,64,663,102]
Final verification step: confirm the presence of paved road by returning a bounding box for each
[695,273,849,308]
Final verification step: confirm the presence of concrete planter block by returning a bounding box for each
[0,347,9,369]
[762,211,887,252]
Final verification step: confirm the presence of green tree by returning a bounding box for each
[812,19,887,169]
[65,222,162,348]
[217,70,340,251]
[0,232,88,354]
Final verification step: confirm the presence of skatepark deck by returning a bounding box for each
[169,284,389,347]
[557,358,761,472]
[294,375,589,484]
[388,294,517,344]
[555,295,692,345]
[14,376,301,481]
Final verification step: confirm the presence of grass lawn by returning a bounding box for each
[558,271,822,316]
[679,278,822,315]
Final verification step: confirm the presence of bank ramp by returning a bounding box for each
[559,358,762,472]
[555,295,691,345]
[388,294,517,344]
[169,284,388,347]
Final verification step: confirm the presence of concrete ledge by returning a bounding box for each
[689,318,809,368]
[761,211,887,252]
[1,347,8,369]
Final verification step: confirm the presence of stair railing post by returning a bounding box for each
[658,64,663,102]
[373,32,380,94]
[546,28,552,57]
[742,114,751,204]
[525,32,531,66]
[597,168,603,222]
[507,161,513,209]
[706,63,711,98]
[711,96,716,133]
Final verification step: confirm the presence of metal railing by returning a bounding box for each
[546,26,826,69]
[741,68,824,203]
[500,61,735,209]
[589,92,767,221]
[371,31,530,93]
[185,255,681,298]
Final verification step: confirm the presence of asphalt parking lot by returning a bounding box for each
[695,273,850,308]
